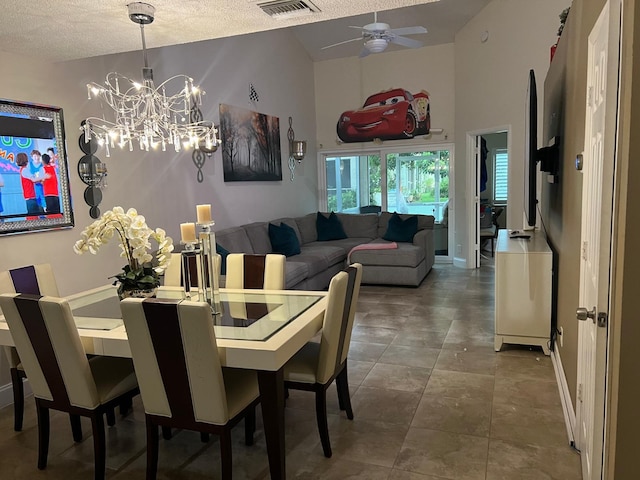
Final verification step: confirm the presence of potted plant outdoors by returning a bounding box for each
[73,206,174,298]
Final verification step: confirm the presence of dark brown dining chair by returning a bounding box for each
[225,253,285,290]
[120,297,261,480]
[283,263,363,458]
[0,293,140,480]
[163,252,221,288]
[0,264,60,432]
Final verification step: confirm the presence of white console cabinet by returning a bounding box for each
[494,229,552,355]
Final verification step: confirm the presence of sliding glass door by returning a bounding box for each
[320,144,454,260]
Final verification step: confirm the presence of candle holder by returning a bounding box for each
[180,241,200,300]
[197,220,221,313]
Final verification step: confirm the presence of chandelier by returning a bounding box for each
[83,2,218,157]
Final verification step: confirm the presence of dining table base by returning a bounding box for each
[258,368,286,479]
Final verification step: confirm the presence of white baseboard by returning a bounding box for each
[0,380,32,410]
[551,342,576,445]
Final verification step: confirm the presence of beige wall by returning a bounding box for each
[0,28,317,400]
[454,0,570,259]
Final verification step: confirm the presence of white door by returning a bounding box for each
[474,135,481,267]
[576,2,618,478]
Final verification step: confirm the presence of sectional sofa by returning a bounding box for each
[214,212,435,289]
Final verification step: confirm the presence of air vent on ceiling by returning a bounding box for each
[257,0,320,19]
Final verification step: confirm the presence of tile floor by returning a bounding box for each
[0,260,583,479]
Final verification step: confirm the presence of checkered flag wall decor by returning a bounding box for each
[249,83,259,103]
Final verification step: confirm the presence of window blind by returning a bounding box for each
[494,149,508,203]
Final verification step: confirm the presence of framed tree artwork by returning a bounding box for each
[219,104,282,182]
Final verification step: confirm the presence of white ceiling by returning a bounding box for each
[0,0,491,63]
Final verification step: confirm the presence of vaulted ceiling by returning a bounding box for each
[0,0,490,63]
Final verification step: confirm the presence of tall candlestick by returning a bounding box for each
[180,222,196,243]
[196,204,212,223]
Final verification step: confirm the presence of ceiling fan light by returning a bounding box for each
[365,38,388,53]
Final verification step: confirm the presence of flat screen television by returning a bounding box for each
[0,98,74,235]
[524,69,538,228]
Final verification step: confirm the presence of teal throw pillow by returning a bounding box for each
[268,222,301,257]
[216,243,229,275]
[383,212,418,242]
[316,212,347,241]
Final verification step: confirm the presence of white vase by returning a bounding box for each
[119,287,158,300]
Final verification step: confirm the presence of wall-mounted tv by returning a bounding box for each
[524,69,538,228]
[0,98,73,235]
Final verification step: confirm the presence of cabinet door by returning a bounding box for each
[495,252,552,337]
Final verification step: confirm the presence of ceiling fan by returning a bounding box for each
[322,12,427,58]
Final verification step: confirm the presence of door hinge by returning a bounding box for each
[597,311,608,328]
[588,86,594,107]
[578,383,583,402]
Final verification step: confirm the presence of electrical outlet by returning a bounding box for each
[559,326,564,347]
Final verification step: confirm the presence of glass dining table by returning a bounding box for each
[0,284,327,480]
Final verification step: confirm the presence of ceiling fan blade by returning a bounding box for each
[348,25,365,30]
[359,47,371,58]
[390,35,424,49]
[322,37,363,50]
[387,26,427,36]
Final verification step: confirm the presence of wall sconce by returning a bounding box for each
[287,116,306,181]
[78,128,108,218]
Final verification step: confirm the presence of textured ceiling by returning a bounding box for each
[0,0,490,63]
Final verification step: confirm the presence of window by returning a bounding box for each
[493,149,508,203]
[325,155,380,212]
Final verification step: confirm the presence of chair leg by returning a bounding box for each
[70,414,83,442]
[106,408,116,427]
[491,238,495,257]
[91,413,106,480]
[219,429,233,480]
[119,397,133,416]
[36,401,50,470]
[146,418,159,480]
[11,368,24,432]
[245,406,256,446]
[161,426,172,440]
[336,368,354,420]
[315,389,332,458]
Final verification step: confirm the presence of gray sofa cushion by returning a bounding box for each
[349,240,425,268]
[337,213,379,239]
[216,227,254,253]
[244,222,272,254]
[295,213,317,245]
[284,261,309,289]
[300,244,347,269]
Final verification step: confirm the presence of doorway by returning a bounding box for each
[466,127,511,268]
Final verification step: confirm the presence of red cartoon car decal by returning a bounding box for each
[337,88,430,143]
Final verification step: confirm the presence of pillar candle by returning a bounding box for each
[180,222,196,243]
[196,204,212,223]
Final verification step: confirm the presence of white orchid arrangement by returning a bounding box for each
[73,206,174,295]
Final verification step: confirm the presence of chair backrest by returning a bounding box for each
[315,271,349,384]
[120,298,230,425]
[163,253,221,288]
[339,263,363,365]
[0,293,100,409]
[0,264,60,297]
[225,254,285,290]
[0,264,60,368]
